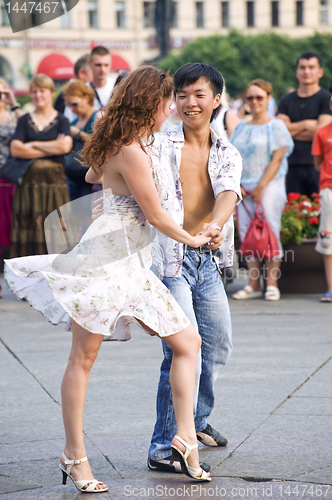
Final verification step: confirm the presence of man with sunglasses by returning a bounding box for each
[277,51,332,197]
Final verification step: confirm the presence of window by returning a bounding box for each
[271,1,279,26]
[221,1,229,27]
[196,2,204,27]
[296,0,303,25]
[247,1,254,26]
[88,0,98,27]
[143,1,155,27]
[171,1,178,28]
[319,0,329,25]
[0,2,10,25]
[116,1,126,28]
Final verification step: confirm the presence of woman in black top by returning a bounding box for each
[10,74,72,257]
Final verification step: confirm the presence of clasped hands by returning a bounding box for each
[193,222,223,249]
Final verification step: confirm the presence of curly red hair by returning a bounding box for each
[83,66,173,171]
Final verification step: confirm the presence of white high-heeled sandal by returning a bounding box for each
[59,453,109,493]
[171,435,211,482]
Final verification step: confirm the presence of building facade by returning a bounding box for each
[0,0,331,89]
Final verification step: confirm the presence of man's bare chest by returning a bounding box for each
[179,148,212,193]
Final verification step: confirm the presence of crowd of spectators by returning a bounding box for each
[0,49,331,301]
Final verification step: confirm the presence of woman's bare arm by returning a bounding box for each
[29,134,72,155]
[10,139,47,158]
[86,167,103,184]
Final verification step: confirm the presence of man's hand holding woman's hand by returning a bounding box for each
[192,222,223,250]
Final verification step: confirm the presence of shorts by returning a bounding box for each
[316,187,332,255]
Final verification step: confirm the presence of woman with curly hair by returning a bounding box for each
[5,66,215,492]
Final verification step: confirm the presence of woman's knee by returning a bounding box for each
[70,323,103,372]
[69,348,99,372]
[179,326,201,356]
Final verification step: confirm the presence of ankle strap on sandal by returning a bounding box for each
[174,434,198,459]
[61,453,88,471]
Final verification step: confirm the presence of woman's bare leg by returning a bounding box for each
[161,324,204,473]
[60,320,106,490]
[247,257,262,291]
[265,258,281,288]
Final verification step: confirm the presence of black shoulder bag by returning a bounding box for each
[0,155,34,186]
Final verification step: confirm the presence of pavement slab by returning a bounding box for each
[0,274,332,500]
[1,478,331,499]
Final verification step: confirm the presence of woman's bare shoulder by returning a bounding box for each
[106,142,149,170]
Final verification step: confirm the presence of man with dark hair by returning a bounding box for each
[277,51,332,197]
[74,54,93,83]
[148,63,242,472]
[172,63,225,121]
[88,46,116,110]
[54,53,92,117]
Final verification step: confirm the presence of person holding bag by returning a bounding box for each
[10,74,72,258]
[62,80,101,201]
[230,79,293,301]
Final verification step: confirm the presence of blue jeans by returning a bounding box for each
[148,249,232,460]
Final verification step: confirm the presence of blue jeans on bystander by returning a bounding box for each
[148,249,232,461]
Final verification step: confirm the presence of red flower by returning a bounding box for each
[288,192,301,201]
[309,217,319,225]
[296,214,302,219]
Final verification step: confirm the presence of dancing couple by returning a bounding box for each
[5,64,242,492]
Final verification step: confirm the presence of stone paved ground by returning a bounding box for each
[0,273,331,500]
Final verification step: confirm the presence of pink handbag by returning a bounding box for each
[239,200,279,259]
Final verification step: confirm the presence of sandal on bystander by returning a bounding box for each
[232,285,263,300]
[320,291,332,303]
[264,285,280,301]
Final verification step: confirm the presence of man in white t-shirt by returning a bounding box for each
[88,46,117,110]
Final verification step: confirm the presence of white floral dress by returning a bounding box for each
[4,161,190,340]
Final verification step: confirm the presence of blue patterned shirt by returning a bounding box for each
[230,119,294,185]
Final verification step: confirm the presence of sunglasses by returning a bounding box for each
[246,95,265,102]
[67,98,83,108]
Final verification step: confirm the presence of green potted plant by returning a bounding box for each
[279,192,325,293]
[280,192,320,245]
